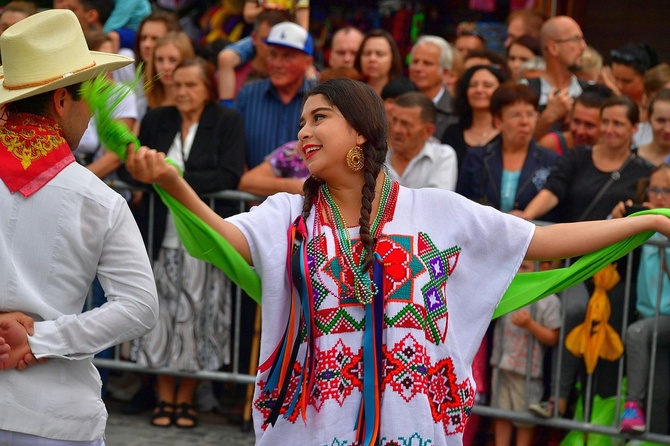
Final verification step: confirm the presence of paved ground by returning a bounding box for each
[105,412,255,446]
[103,392,255,446]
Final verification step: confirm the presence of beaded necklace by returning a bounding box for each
[320,174,393,305]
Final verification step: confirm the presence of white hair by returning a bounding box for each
[410,35,453,71]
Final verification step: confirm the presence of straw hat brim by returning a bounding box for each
[0,50,132,105]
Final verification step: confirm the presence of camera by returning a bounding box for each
[624,204,648,216]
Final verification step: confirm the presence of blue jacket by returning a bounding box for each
[456,136,560,220]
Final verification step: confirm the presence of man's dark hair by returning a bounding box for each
[575,84,613,109]
[464,49,507,71]
[380,76,418,101]
[9,83,82,116]
[394,91,436,124]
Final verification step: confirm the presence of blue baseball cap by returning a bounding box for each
[264,22,314,57]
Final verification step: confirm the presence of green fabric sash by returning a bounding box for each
[495,208,666,318]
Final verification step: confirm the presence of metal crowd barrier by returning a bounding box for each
[90,183,262,389]
[90,183,670,442]
[479,235,670,445]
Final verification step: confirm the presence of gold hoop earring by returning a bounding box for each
[346,146,364,172]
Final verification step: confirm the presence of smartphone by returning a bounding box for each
[625,204,648,216]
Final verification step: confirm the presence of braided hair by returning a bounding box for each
[301,79,388,273]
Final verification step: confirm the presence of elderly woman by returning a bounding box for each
[456,83,559,216]
[128,57,245,428]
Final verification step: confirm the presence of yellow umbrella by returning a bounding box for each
[565,263,624,374]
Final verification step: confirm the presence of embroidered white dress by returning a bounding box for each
[227,183,534,446]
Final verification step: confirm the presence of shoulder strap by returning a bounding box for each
[555,131,568,155]
[526,77,542,98]
[577,150,637,221]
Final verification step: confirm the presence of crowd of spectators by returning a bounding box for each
[1,0,670,443]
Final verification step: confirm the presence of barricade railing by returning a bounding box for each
[481,224,670,445]
[91,182,261,388]
[90,184,670,442]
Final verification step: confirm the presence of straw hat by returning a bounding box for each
[0,9,132,105]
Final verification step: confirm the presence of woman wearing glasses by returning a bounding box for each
[611,163,670,435]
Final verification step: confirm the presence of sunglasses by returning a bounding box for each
[610,49,638,65]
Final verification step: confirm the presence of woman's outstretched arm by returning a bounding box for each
[125,145,252,264]
[526,214,670,260]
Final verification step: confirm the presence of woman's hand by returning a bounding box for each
[509,209,527,219]
[611,199,633,219]
[125,145,179,188]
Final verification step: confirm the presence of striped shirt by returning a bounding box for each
[235,77,317,169]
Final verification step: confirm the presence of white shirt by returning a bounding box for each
[533,75,585,106]
[386,140,458,191]
[633,121,653,147]
[162,123,199,249]
[0,162,158,441]
[432,85,446,105]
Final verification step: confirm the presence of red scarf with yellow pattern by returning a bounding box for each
[0,113,74,197]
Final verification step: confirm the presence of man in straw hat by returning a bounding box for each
[0,9,158,444]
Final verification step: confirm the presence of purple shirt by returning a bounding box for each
[266,140,310,179]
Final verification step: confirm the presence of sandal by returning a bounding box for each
[174,402,198,429]
[150,401,174,428]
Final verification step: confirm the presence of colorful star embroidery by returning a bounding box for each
[417,233,460,345]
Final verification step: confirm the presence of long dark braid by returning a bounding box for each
[358,142,384,273]
[301,176,322,220]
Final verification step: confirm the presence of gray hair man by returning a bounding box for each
[387,92,458,191]
[408,35,459,140]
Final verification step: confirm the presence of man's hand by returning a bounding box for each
[0,312,41,371]
[543,89,574,124]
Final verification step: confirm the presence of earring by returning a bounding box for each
[346,146,364,172]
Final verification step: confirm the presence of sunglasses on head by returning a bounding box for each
[610,49,637,65]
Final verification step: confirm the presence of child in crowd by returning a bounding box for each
[613,163,670,433]
[217,0,310,105]
[103,0,152,50]
[490,260,561,446]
